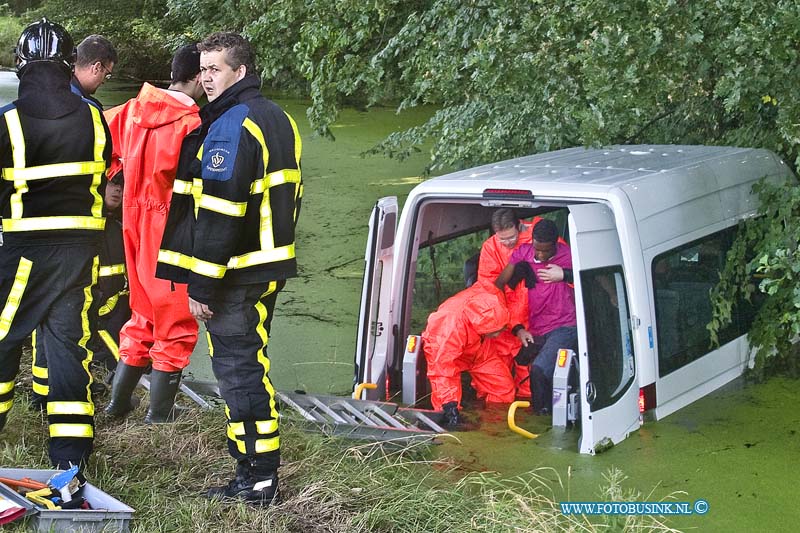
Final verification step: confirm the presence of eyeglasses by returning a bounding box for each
[98,63,112,81]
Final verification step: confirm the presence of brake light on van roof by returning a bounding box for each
[482,188,534,198]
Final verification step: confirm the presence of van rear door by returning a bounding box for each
[568,203,640,454]
[354,197,397,400]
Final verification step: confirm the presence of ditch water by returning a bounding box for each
[2,72,795,531]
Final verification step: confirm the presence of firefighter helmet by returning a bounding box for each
[15,18,76,76]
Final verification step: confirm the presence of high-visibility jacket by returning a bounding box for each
[156,75,303,303]
[104,83,200,371]
[422,281,514,410]
[1,66,110,245]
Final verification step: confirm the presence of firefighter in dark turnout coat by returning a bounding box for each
[156,32,302,505]
[0,19,111,472]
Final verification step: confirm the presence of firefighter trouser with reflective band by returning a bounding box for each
[0,244,99,469]
[30,289,129,402]
[205,281,285,472]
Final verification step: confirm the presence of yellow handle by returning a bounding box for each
[26,488,59,509]
[352,382,377,400]
[508,401,538,439]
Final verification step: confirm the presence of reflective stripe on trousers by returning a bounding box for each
[206,281,285,471]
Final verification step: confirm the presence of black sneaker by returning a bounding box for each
[206,471,279,506]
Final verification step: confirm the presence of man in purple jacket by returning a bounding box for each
[495,219,577,415]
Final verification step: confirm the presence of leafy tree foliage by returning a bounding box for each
[33,0,195,79]
[168,0,800,174]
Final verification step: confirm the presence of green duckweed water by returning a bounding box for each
[93,81,799,532]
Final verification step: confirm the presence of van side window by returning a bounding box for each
[652,227,758,376]
[581,266,635,410]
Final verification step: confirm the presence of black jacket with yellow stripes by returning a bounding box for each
[156,75,302,304]
[0,62,110,246]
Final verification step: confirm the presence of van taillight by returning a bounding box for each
[557,349,568,367]
[639,383,656,413]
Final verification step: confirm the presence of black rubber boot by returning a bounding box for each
[144,370,181,424]
[104,361,145,417]
[206,462,280,506]
[441,401,460,427]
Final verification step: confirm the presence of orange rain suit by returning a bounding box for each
[104,83,200,372]
[477,220,535,397]
[422,281,514,410]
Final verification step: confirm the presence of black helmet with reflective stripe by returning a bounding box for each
[15,18,76,77]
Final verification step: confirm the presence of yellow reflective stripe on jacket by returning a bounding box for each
[32,382,48,396]
[88,104,106,219]
[173,179,192,195]
[226,244,295,269]
[285,111,302,168]
[49,423,93,438]
[198,194,247,217]
[0,257,32,341]
[0,381,13,395]
[158,249,194,270]
[2,161,107,181]
[249,169,302,194]
[243,118,269,172]
[2,216,105,232]
[285,112,303,221]
[99,264,125,277]
[32,364,48,379]
[190,257,227,279]
[47,401,94,416]
[4,108,27,219]
[1,103,106,226]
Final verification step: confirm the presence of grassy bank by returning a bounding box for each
[1,363,681,532]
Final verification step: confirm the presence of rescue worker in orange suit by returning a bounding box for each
[421,280,514,426]
[30,174,129,409]
[156,32,302,505]
[0,19,111,474]
[477,208,533,398]
[102,43,204,423]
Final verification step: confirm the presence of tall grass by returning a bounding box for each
[1,353,683,532]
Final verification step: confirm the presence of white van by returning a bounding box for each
[354,144,795,453]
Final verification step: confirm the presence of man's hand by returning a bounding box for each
[537,264,564,283]
[516,327,534,347]
[189,297,213,322]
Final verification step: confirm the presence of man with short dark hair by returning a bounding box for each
[71,34,117,108]
[495,219,577,415]
[103,44,204,424]
[157,32,302,505]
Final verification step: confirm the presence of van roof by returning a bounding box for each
[428,145,784,188]
[414,144,793,250]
